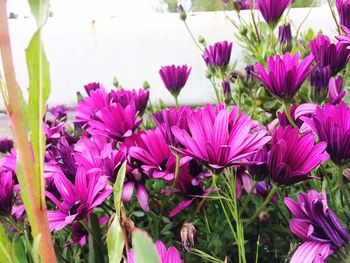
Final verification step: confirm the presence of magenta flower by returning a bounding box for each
[46,167,112,231]
[0,170,14,216]
[257,0,291,27]
[110,88,149,115]
[0,138,13,154]
[153,106,192,146]
[309,34,350,76]
[234,0,251,11]
[84,82,102,96]
[172,104,271,171]
[202,41,233,69]
[311,102,350,165]
[278,23,292,44]
[159,65,191,98]
[336,0,350,29]
[252,52,315,101]
[128,240,183,263]
[310,66,331,103]
[248,146,268,181]
[336,25,350,48]
[285,190,349,263]
[329,76,346,105]
[268,126,329,186]
[87,102,142,140]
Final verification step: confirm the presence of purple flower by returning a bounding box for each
[257,0,291,27]
[268,126,329,186]
[0,138,13,154]
[285,190,349,262]
[252,52,315,101]
[0,171,14,216]
[110,88,149,115]
[329,76,346,105]
[159,65,191,98]
[171,104,271,171]
[336,0,350,29]
[128,240,183,263]
[248,146,268,181]
[87,102,142,140]
[49,105,67,121]
[222,80,232,104]
[256,181,277,202]
[234,0,251,11]
[309,34,350,76]
[311,102,350,165]
[46,167,112,231]
[202,41,233,69]
[153,106,192,146]
[310,66,331,103]
[278,23,292,44]
[84,82,102,96]
[336,25,350,48]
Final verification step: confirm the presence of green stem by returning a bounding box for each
[209,77,220,102]
[183,21,203,53]
[245,185,278,227]
[282,101,297,128]
[250,0,261,44]
[327,0,341,34]
[239,181,258,216]
[174,95,179,108]
[3,216,21,232]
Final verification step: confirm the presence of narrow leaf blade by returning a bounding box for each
[132,229,161,263]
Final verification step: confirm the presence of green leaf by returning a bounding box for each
[27,0,49,27]
[107,162,126,263]
[26,29,50,205]
[12,235,27,263]
[0,224,15,263]
[132,228,161,263]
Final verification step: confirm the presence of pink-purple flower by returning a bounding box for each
[159,65,191,99]
[0,170,14,216]
[171,104,270,171]
[268,126,329,185]
[285,190,349,263]
[252,52,315,101]
[336,0,350,29]
[257,0,291,27]
[329,76,346,105]
[202,41,233,69]
[127,240,183,263]
[110,88,149,115]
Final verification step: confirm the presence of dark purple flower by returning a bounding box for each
[329,76,346,105]
[159,65,191,98]
[336,25,350,48]
[252,52,316,101]
[172,104,271,171]
[285,190,349,262]
[87,102,142,140]
[268,126,329,186]
[248,147,268,181]
[310,66,331,103]
[234,0,251,11]
[236,169,254,200]
[257,0,291,27]
[50,105,67,121]
[153,106,192,146]
[222,80,232,104]
[110,88,149,115]
[311,102,350,165]
[128,240,183,263]
[309,34,350,76]
[336,0,350,29]
[0,138,13,154]
[46,167,112,231]
[278,23,292,44]
[177,4,186,21]
[256,181,277,203]
[202,41,233,69]
[84,82,102,96]
[0,171,14,216]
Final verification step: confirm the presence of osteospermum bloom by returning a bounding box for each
[128,240,183,263]
[0,138,13,154]
[329,76,346,105]
[84,82,102,96]
[153,106,192,146]
[202,41,233,69]
[46,167,112,231]
[257,0,291,27]
[311,102,350,165]
[268,126,329,186]
[310,66,331,103]
[159,65,191,98]
[110,88,149,115]
[278,23,292,44]
[0,171,14,216]
[309,34,350,76]
[336,0,350,29]
[285,190,350,263]
[172,104,271,171]
[252,52,315,101]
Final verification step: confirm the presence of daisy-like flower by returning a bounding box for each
[202,41,233,69]
[172,104,270,171]
[268,126,329,186]
[336,0,350,29]
[110,88,149,115]
[285,190,349,263]
[329,76,346,105]
[159,65,191,99]
[252,52,315,101]
[257,0,291,28]
[46,167,112,231]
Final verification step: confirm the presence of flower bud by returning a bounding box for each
[143,80,150,90]
[177,5,187,22]
[259,211,270,223]
[222,80,232,104]
[180,222,196,251]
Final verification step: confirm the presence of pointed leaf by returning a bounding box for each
[132,228,161,263]
[27,0,49,27]
[0,224,16,263]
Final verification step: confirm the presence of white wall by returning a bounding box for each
[2,6,338,110]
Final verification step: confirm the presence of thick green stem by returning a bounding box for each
[0,2,56,262]
[282,101,297,128]
[245,185,278,227]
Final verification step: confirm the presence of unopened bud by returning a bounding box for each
[259,211,270,223]
[180,222,196,251]
[143,81,150,90]
[177,5,187,21]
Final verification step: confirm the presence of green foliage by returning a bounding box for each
[0,224,16,263]
[132,228,161,263]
